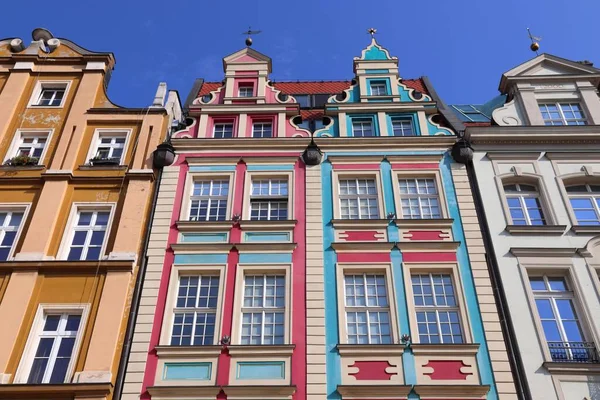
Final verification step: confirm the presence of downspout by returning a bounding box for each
[451,138,532,400]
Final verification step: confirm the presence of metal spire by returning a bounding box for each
[242,26,262,47]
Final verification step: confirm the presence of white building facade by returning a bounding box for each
[463,54,600,400]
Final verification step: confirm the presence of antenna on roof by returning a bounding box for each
[527,28,542,54]
[242,27,262,47]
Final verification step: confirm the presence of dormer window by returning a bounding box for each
[238,84,254,98]
[369,80,388,96]
[539,103,586,126]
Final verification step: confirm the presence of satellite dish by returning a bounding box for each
[32,28,54,44]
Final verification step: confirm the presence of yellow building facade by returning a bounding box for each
[0,29,181,400]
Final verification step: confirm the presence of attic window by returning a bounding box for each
[452,105,490,122]
[369,80,388,96]
[238,84,254,98]
[539,103,586,126]
[29,82,69,108]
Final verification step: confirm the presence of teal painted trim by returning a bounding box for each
[181,233,228,243]
[386,113,421,136]
[316,116,339,138]
[239,253,292,264]
[426,118,453,136]
[189,165,236,172]
[163,362,211,380]
[236,361,285,379]
[441,154,498,400]
[247,164,294,171]
[174,253,228,264]
[244,232,290,242]
[365,69,389,74]
[390,249,417,384]
[347,114,379,137]
[380,159,396,217]
[322,160,342,400]
[364,43,390,60]
[366,77,391,96]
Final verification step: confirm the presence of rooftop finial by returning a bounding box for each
[367,28,377,39]
[527,28,542,54]
[242,26,262,47]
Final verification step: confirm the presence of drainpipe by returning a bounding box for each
[451,138,532,400]
[113,137,176,400]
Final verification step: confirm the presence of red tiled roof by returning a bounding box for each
[198,82,222,96]
[272,81,351,95]
[300,110,325,120]
[401,78,427,94]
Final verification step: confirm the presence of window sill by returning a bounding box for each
[222,385,296,398]
[571,225,600,235]
[79,164,127,171]
[226,344,295,357]
[413,384,490,398]
[411,343,480,356]
[239,220,298,230]
[177,220,233,232]
[337,343,405,356]
[395,218,454,230]
[0,259,134,273]
[505,224,567,235]
[331,219,390,229]
[543,361,600,374]
[148,386,221,398]
[171,242,297,253]
[0,164,45,170]
[331,241,395,251]
[0,383,112,397]
[155,345,222,358]
[338,384,411,398]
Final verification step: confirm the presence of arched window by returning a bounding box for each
[503,183,546,225]
[565,183,600,225]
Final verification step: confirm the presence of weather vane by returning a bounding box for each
[527,28,542,54]
[367,28,377,38]
[242,26,262,47]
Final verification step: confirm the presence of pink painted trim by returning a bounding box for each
[233,77,257,98]
[206,115,239,138]
[423,360,472,380]
[245,114,278,138]
[232,54,259,63]
[139,163,189,397]
[337,252,391,263]
[332,164,380,170]
[235,70,258,76]
[181,152,302,159]
[342,231,380,241]
[391,163,439,170]
[348,361,398,380]
[291,160,306,399]
[402,252,457,262]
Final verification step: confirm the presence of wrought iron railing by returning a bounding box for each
[548,341,599,363]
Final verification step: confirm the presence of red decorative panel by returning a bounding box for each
[423,360,472,380]
[406,230,445,241]
[332,164,380,170]
[392,163,439,170]
[402,252,456,262]
[349,361,397,380]
[342,231,380,241]
[338,252,390,263]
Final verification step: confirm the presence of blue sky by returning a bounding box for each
[4,0,599,107]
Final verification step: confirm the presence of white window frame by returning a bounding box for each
[243,171,293,221]
[57,203,116,261]
[538,102,587,126]
[503,182,546,225]
[391,118,415,137]
[565,183,600,225]
[14,304,89,384]
[251,122,273,138]
[4,129,54,165]
[180,172,235,222]
[28,81,71,108]
[332,171,385,220]
[338,177,380,220]
[369,81,388,96]
[351,118,375,137]
[0,204,30,261]
[238,84,254,98]
[188,180,231,222]
[231,265,291,345]
[396,176,444,219]
[213,122,234,138]
[85,129,132,165]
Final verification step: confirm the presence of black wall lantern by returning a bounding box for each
[153,140,176,168]
[301,135,322,166]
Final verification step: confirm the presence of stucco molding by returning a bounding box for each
[73,370,112,383]
[147,386,221,398]
[337,384,412,398]
[176,220,234,232]
[543,361,600,375]
[509,247,579,258]
[411,343,480,356]
[485,151,542,161]
[337,344,405,356]
[505,225,567,235]
[394,218,454,230]
[226,344,295,357]
[0,383,113,397]
[0,259,135,273]
[413,384,490,398]
[466,125,600,146]
[545,152,600,161]
[222,385,296,398]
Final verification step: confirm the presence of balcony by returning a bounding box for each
[548,342,599,363]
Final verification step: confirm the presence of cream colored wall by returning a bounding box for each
[451,163,518,399]
[304,164,327,399]
[121,165,179,400]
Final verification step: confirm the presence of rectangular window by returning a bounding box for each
[504,183,545,225]
[399,178,441,219]
[241,275,285,345]
[539,103,586,126]
[238,84,254,98]
[338,178,379,219]
[12,132,48,161]
[189,180,229,221]
[294,94,310,108]
[213,122,234,138]
[566,184,600,225]
[0,210,24,261]
[344,274,392,344]
[369,81,388,96]
[529,276,593,362]
[34,88,65,107]
[252,122,273,138]
[26,312,82,384]
[90,132,127,164]
[391,118,415,136]
[412,274,463,344]
[66,209,110,261]
[352,118,375,137]
[250,179,288,221]
[170,275,219,346]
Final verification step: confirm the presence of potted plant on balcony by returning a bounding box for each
[3,155,39,167]
[89,156,120,167]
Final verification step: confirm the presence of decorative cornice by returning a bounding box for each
[411,343,480,356]
[505,225,567,235]
[222,385,296,398]
[239,220,298,230]
[396,241,460,251]
[337,344,405,356]
[337,384,412,398]
[147,386,221,398]
[331,242,395,252]
[571,225,600,235]
[510,247,580,258]
[155,345,222,358]
[485,152,542,160]
[0,259,134,273]
[176,220,233,232]
[331,219,390,230]
[0,383,113,398]
[413,384,490,398]
[466,125,600,146]
[226,344,295,356]
[394,218,454,229]
[543,361,600,375]
[325,101,436,114]
[545,152,600,160]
